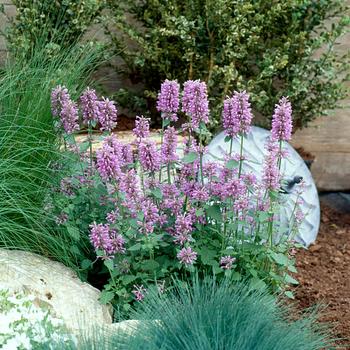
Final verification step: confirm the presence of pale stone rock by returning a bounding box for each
[0,249,113,334]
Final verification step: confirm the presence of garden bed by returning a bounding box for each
[294,202,350,345]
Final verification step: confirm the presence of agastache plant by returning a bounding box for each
[50,83,304,309]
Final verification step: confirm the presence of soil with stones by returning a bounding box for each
[293,202,350,345]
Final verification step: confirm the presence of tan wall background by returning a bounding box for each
[0,1,349,191]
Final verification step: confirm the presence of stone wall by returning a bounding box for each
[0,0,15,64]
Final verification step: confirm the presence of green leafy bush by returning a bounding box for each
[1,0,104,57]
[106,0,349,130]
[0,41,104,268]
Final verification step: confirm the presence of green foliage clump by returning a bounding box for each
[0,41,104,268]
[53,278,335,350]
[1,0,104,57]
[106,0,349,130]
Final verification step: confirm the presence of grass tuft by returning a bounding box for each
[0,41,104,268]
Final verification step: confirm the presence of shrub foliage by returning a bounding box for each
[1,0,104,57]
[106,0,349,130]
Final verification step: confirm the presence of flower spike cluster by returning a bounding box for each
[271,97,293,142]
[222,91,253,137]
[157,79,180,121]
[52,80,302,306]
[80,87,101,125]
[182,80,209,129]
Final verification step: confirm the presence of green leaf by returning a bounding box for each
[81,259,92,269]
[122,275,137,285]
[182,151,198,164]
[249,278,267,290]
[64,134,75,145]
[287,264,298,273]
[195,208,204,217]
[258,211,269,222]
[206,204,222,222]
[270,252,289,267]
[99,290,114,304]
[129,243,142,251]
[104,259,114,270]
[284,274,299,285]
[163,118,171,127]
[142,259,160,271]
[199,247,217,265]
[224,135,231,143]
[151,187,163,199]
[226,159,239,169]
[284,291,295,299]
[67,226,80,241]
[79,141,90,153]
[231,271,241,281]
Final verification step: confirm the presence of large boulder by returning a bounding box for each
[0,249,113,334]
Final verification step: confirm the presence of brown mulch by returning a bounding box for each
[293,203,350,345]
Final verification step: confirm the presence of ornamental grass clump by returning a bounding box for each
[51,278,334,350]
[50,79,305,311]
[0,39,104,269]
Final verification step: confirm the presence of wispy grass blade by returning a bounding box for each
[0,40,105,268]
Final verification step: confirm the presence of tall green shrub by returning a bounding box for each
[0,41,104,268]
[1,0,104,57]
[106,0,349,130]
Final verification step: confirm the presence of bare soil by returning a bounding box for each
[293,203,350,345]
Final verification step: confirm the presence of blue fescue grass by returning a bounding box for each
[53,277,337,350]
[0,40,104,268]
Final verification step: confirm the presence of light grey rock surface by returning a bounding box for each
[0,249,113,334]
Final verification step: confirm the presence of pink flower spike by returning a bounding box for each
[222,91,253,138]
[80,87,101,125]
[157,80,180,121]
[271,97,293,142]
[98,97,118,132]
[182,80,209,129]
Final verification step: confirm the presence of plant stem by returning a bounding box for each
[199,126,204,185]
[229,136,233,157]
[159,118,165,183]
[238,133,244,178]
[88,122,93,173]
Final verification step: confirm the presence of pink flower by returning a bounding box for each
[51,85,70,117]
[177,247,197,265]
[139,199,160,235]
[271,97,292,141]
[262,141,280,191]
[182,80,209,129]
[89,223,125,256]
[61,100,79,134]
[161,126,178,163]
[133,115,150,139]
[157,80,180,121]
[132,284,147,301]
[80,87,101,124]
[174,214,194,245]
[138,139,161,172]
[98,97,118,132]
[220,256,236,270]
[222,91,253,137]
[96,135,123,181]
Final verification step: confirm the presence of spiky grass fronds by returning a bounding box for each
[0,41,104,268]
